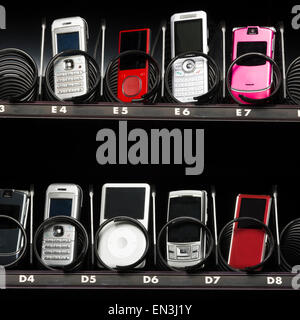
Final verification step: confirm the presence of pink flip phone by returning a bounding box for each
[231,26,275,104]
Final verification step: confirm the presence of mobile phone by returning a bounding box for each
[166,190,207,268]
[51,16,89,99]
[0,189,29,265]
[41,183,82,267]
[117,29,151,102]
[228,194,272,269]
[170,10,208,103]
[98,183,150,268]
[231,26,276,104]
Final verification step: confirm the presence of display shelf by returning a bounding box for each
[3,270,296,290]
[0,102,300,122]
[0,102,299,292]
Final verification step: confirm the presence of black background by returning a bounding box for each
[0,0,300,317]
[0,0,300,65]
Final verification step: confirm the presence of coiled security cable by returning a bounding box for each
[157,217,214,272]
[279,218,300,272]
[103,50,161,104]
[0,215,28,268]
[0,48,38,102]
[164,51,221,104]
[33,216,89,272]
[286,57,300,105]
[217,217,275,272]
[44,49,101,103]
[226,52,282,105]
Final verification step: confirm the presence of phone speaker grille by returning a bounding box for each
[180,14,197,19]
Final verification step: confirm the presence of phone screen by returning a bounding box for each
[104,187,146,219]
[174,19,203,55]
[236,41,267,66]
[0,204,21,227]
[0,204,22,254]
[49,198,73,217]
[237,197,268,229]
[57,32,80,53]
[119,30,148,70]
[168,196,202,242]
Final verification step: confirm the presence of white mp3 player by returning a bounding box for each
[97,183,150,269]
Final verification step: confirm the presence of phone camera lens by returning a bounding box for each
[53,225,64,237]
[247,27,258,35]
[64,59,74,70]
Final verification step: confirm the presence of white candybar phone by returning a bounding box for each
[0,189,29,265]
[98,183,150,269]
[170,10,208,102]
[166,190,207,268]
[51,16,89,99]
[41,183,82,267]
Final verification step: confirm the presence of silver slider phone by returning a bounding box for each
[166,190,207,268]
[41,183,82,267]
[51,16,89,99]
[170,10,209,103]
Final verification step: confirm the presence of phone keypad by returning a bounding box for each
[55,70,85,95]
[173,59,206,102]
[42,239,72,261]
[53,55,88,98]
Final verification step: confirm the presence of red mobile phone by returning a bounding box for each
[117,28,150,102]
[228,194,272,269]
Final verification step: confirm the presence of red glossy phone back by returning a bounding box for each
[228,194,271,269]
